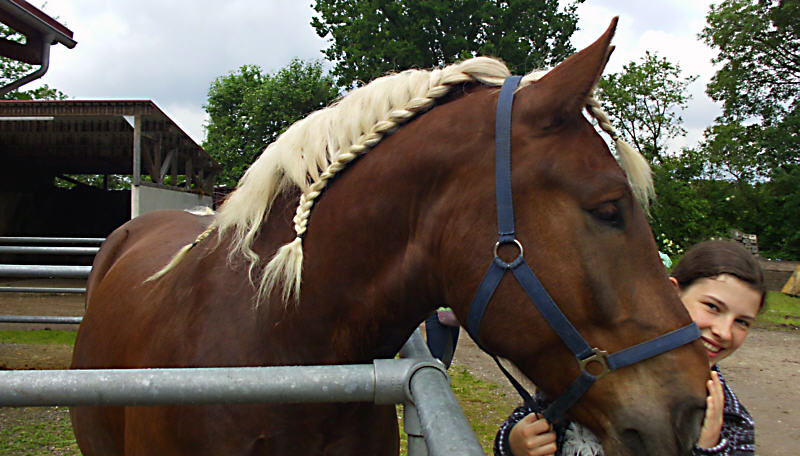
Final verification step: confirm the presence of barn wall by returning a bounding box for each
[0,187,130,238]
[131,184,212,217]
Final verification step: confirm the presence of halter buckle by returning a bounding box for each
[578,348,611,380]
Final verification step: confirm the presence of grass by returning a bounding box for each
[397,365,518,455]
[0,330,77,345]
[0,407,80,456]
[758,291,800,330]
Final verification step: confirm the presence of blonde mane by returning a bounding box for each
[149,56,652,305]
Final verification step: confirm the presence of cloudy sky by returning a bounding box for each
[34,1,720,150]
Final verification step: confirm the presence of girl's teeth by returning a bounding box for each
[703,341,721,353]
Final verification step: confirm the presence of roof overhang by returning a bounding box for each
[0,0,76,95]
[0,100,220,192]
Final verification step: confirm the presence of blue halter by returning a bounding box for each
[464,75,700,423]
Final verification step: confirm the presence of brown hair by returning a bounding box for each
[671,240,767,311]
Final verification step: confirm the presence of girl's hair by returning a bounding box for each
[671,240,767,312]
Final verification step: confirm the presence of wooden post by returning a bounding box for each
[133,116,142,186]
[185,156,193,190]
[171,149,178,186]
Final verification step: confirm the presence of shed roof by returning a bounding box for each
[0,0,76,65]
[0,100,219,178]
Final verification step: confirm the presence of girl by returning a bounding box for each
[494,240,765,456]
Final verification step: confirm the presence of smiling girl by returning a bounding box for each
[495,240,766,456]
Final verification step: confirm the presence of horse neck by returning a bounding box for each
[286,118,484,361]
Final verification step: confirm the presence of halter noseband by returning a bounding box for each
[464,76,700,423]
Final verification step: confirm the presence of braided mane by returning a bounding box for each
[149,56,652,305]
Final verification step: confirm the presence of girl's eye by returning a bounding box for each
[736,319,752,328]
[590,202,623,227]
[703,302,719,312]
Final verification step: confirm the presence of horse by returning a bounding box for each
[70,18,709,455]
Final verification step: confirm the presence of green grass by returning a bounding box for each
[398,365,518,455]
[0,330,77,345]
[0,407,80,456]
[758,291,800,330]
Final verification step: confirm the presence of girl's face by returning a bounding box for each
[672,274,761,366]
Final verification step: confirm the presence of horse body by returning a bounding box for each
[72,20,708,455]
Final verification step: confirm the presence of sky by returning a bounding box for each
[32,0,721,151]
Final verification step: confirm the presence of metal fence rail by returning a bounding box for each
[0,287,86,294]
[0,330,483,456]
[0,237,105,245]
[0,246,100,255]
[0,315,83,324]
[0,264,91,279]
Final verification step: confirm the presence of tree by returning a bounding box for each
[701,0,799,171]
[311,0,583,88]
[596,52,698,164]
[1,23,67,100]
[203,59,340,187]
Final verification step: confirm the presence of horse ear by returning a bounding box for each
[516,17,618,127]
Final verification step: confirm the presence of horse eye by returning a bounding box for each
[591,202,622,227]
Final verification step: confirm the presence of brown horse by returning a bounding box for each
[71,19,709,455]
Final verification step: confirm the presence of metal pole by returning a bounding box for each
[0,287,86,294]
[0,265,91,279]
[401,329,484,456]
[404,402,428,456]
[0,315,82,324]
[0,237,105,245]
[0,246,99,255]
[0,360,426,407]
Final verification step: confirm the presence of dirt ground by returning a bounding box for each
[1,282,798,454]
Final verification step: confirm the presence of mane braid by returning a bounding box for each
[147,57,653,309]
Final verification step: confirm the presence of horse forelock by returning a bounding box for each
[160,57,651,307]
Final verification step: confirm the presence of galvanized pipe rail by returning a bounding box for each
[0,237,105,245]
[0,330,484,456]
[0,246,100,255]
[0,264,92,279]
[0,315,83,324]
[0,287,86,294]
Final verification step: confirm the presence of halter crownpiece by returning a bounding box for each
[464,76,700,424]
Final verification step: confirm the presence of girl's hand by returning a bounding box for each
[509,413,557,456]
[697,370,724,448]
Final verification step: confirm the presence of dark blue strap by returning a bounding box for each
[607,322,701,370]
[542,371,597,424]
[492,355,535,407]
[510,259,595,360]
[465,261,506,344]
[495,75,522,237]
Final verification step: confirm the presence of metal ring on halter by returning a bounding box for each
[493,238,524,269]
[578,348,612,380]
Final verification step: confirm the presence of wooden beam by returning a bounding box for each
[159,148,175,184]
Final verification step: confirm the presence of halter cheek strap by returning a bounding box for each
[465,75,700,424]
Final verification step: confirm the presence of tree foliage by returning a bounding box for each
[311,0,583,88]
[596,52,697,164]
[701,0,799,171]
[0,23,67,100]
[203,59,340,187]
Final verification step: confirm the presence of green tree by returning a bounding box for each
[203,59,340,187]
[1,23,67,100]
[311,0,583,88]
[596,52,698,164]
[701,0,799,171]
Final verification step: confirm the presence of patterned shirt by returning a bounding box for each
[494,366,755,456]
